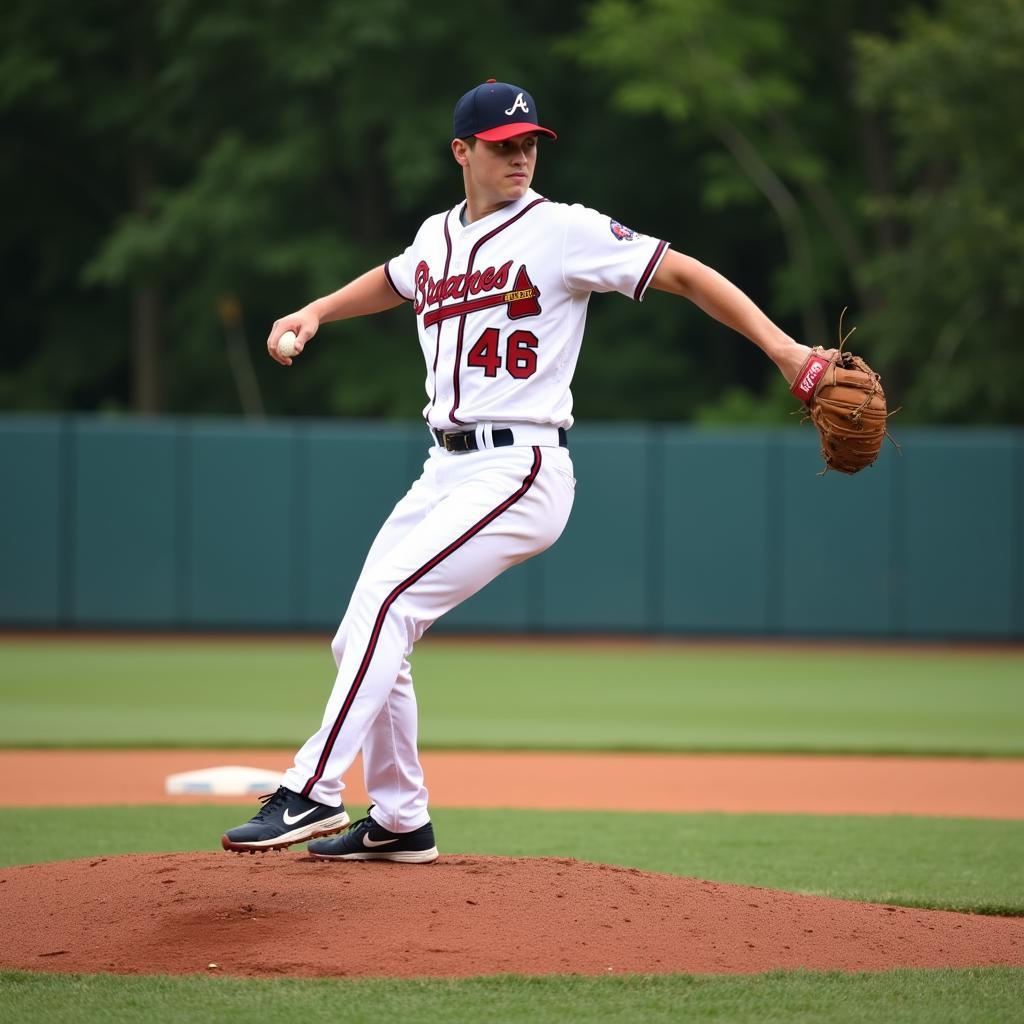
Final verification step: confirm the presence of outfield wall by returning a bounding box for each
[1,415,1021,639]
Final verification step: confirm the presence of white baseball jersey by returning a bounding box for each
[384,188,669,431]
[274,189,668,839]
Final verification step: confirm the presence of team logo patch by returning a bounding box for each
[609,219,637,241]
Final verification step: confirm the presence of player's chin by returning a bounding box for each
[504,178,530,198]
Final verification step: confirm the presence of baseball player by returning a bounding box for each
[222,79,812,862]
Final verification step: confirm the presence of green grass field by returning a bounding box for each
[2,968,1022,1024]
[2,637,1022,753]
[1,636,1022,1022]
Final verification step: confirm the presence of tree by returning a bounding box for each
[2,0,606,418]
[567,0,877,345]
[4,0,1020,423]
[854,0,1024,422]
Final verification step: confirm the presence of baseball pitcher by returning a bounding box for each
[222,79,818,862]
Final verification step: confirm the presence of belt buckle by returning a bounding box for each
[442,431,470,453]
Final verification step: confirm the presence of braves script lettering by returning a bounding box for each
[413,260,514,315]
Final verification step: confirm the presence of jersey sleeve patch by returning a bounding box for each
[609,219,638,241]
[562,203,666,299]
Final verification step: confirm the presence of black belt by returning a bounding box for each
[433,427,568,453]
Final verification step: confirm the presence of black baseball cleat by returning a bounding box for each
[307,809,439,863]
[221,786,349,852]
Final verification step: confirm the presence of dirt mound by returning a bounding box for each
[1,853,1021,978]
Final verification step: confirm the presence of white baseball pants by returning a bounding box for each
[282,441,575,831]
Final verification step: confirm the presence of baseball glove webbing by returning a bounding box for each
[791,311,898,475]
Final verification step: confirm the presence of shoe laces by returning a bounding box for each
[252,787,289,822]
[344,807,377,834]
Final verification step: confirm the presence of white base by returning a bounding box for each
[165,765,284,796]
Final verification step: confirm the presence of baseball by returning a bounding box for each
[278,330,299,358]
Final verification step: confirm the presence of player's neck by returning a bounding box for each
[462,195,517,225]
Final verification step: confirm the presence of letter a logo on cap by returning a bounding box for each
[505,92,530,116]
[453,81,557,141]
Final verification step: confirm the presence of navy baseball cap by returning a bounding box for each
[453,79,558,142]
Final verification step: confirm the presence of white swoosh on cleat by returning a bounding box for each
[363,834,400,848]
[282,807,318,826]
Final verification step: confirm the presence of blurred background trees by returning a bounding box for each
[1,0,1019,424]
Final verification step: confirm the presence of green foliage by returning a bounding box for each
[853,0,1024,422]
[694,378,799,425]
[1,1,581,417]
[567,0,872,348]
[2,0,1021,421]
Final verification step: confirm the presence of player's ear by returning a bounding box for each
[451,138,472,167]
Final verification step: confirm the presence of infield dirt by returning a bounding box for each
[2,852,1022,978]
[6,749,1023,979]
[5,749,1024,818]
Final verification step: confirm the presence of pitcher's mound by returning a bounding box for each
[2,853,1021,978]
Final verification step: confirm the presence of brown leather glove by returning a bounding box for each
[791,347,891,475]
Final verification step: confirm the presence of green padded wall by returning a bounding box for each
[0,415,1021,639]
[658,430,774,633]
[302,422,423,629]
[182,421,297,628]
[777,431,896,635]
[0,417,64,624]
[536,425,654,631]
[70,420,181,626]
[1017,440,1024,637]
[900,431,1018,637]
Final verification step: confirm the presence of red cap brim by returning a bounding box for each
[475,122,558,142]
